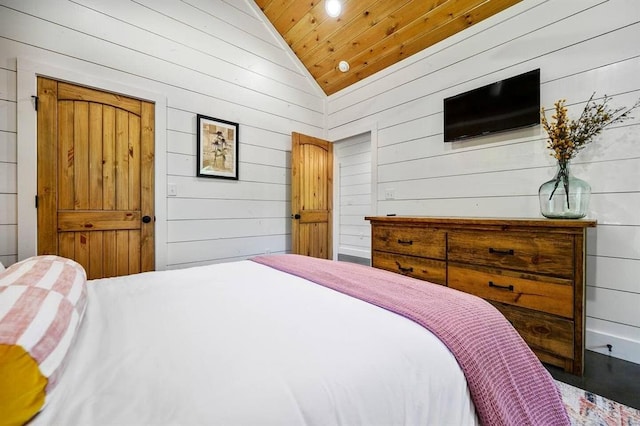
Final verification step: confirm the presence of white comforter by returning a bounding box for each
[33,260,478,425]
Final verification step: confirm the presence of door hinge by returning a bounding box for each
[35,195,39,208]
[31,95,38,111]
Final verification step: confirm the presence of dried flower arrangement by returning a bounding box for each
[541,93,640,164]
[539,93,640,207]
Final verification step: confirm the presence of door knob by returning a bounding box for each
[292,213,301,219]
[142,215,152,223]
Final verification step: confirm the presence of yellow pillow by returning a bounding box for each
[0,344,47,426]
[0,256,87,425]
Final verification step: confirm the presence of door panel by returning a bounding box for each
[291,132,333,259]
[37,77,155,279]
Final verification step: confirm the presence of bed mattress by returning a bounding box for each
[32,260,478,425]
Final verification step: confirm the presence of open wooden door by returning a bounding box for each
[37,77,155,278]
[291,132,333,259]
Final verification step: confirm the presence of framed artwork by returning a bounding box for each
[196,114,239,180]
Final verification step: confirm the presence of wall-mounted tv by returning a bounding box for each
[443,69,540,142]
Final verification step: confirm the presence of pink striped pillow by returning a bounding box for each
[0,255,87,425]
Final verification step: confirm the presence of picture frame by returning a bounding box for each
[196,114,239,180]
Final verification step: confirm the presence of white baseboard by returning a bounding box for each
[337,247,370,259]
[586,329,640,365]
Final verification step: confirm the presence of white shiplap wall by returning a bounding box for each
[0,63,17,267]
[0,0,325,269]
[327,0,640,364]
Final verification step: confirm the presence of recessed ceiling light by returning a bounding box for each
[338,60,350,73]
[325,0,342,18]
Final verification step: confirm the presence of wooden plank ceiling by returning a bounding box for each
[255,0,522,95]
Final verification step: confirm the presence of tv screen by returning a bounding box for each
[443,69,540,142]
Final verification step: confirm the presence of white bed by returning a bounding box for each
[1,254,570,425]
[31,259,478,425]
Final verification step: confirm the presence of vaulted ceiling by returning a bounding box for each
[255,0,523,95]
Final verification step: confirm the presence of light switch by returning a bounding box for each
[384,188,395,200]
[168,183,177,196]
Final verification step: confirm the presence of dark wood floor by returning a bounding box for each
[546,350,640,410]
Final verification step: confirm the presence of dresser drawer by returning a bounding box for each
[489,301,574,360]
[448,263,574,318]
[448,231,574,278]
[372,251,446,285]
[372,226,445,259]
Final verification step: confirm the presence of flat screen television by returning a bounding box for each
[443,69,540,142]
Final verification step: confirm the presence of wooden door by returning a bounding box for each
[37,77,155,278]
[291,132,333,259]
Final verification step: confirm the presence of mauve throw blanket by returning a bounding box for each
[252,254,570,426]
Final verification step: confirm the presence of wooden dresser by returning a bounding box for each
[365,216,596,375]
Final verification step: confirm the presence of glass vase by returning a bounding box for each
[538,162,591,219]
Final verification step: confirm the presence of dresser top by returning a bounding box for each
[365,216,597,229]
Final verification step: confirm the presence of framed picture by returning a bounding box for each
[196,114,239,180]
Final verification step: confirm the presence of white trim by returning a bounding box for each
[586,329,640,365]
[337,247,370,260]
[328,121,379,216]
[370,123,379,217]
[17,58,168,270]
[333,159,341,261]
[330,123,378,260]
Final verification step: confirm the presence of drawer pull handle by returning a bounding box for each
[489,281,514,291]
[395,261,413,273]
[489,248,514,255]
[397,239,413,245]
